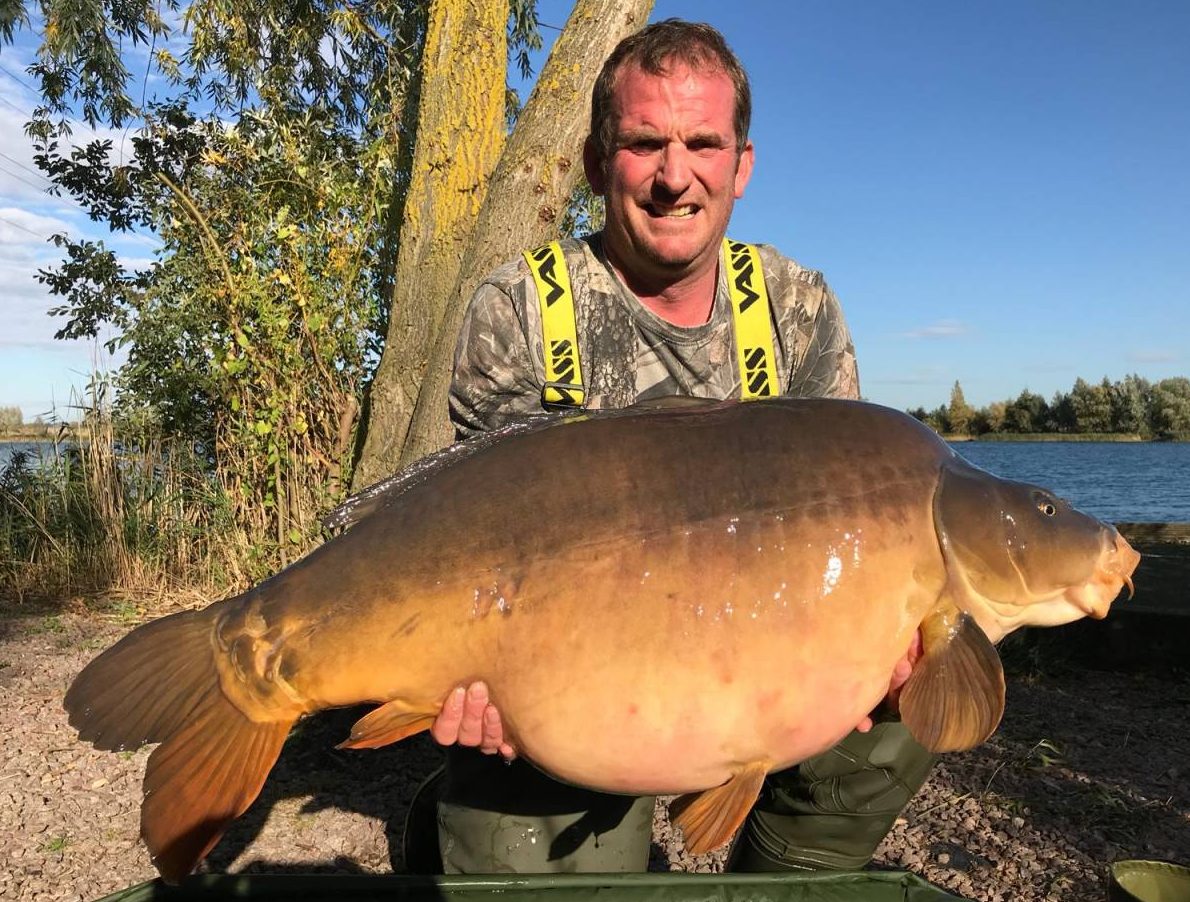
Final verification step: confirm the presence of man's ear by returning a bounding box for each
[733,140,755,200]
[583,137,607,196]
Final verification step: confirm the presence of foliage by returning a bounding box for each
[32,102,397,573]
[1003,390,1050,434]
[1150,377,1190,437]
[909,374,1190,439]
[0,406,22,430]
[7,0,545,583]
[946,380,973,436]
[560,176,605,237]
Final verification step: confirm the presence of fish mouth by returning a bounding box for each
[1065,530,1140,619]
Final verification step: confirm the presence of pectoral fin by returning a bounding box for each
[670,760,768,855]
[337,699,438,749]
[898,602,1005,753]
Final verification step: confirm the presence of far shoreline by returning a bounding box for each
[0,431,71,444]
[942,432,1188,443]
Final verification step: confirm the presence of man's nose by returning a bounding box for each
[655,142,693,194]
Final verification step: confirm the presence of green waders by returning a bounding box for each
[404,748,655,874]
[403,722,935,875]
[729,721,937,872]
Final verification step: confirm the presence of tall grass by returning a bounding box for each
[0,407,242,609]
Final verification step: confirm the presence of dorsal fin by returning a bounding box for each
[627,395,726,411]
[322,414,567,532]
[323,397,730,533]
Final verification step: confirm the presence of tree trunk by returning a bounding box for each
[393,0,655,470]
[353,0,508,489]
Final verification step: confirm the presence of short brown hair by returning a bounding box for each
[589,19,752,163]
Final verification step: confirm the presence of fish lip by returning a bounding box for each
[1064,583,1110,619]
[1073,529,1141,618]
[1105,529,1141,601]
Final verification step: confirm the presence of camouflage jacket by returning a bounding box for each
[449,233,860,438]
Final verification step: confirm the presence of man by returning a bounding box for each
[412,19,933,875]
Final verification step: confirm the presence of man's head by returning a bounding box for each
[588,19,752,164]
[584,20,755,296]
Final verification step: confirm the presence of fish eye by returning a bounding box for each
[1031,492,1058,517]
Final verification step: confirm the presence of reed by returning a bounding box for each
[0,403,240,609]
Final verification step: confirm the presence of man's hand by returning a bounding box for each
[854,630,924,733]
[430,681,517,760]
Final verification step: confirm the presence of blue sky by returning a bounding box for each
[1,1,1187,420]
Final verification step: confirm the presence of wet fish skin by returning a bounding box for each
[63,398,1139,881]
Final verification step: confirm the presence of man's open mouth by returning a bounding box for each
[646,204,698,218]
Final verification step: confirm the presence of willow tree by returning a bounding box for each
[350,0,507,488]
[354,0,655,485]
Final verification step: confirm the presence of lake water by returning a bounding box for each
[949,441,1190,523]
[0,442,60,468]
[5,438,1187,523]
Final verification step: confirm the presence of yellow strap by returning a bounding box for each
[525,241,585,407]
[724,238,779,399]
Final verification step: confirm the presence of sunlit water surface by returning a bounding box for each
[950,441,1190,523]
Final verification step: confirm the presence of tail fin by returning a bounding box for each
[64,606,294,883]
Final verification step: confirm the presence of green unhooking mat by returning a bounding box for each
[94,871,970,902]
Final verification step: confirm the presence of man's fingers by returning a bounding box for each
[480,705,507,755]
[455,682,491,747]
[884,630,924,711]
[889,656,913,693]
[429,681,514,756]
[430,686,466,745]
[481,699,516,759]
[908,629,924,665]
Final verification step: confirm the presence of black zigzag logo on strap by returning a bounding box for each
[531,245,565,307]
[549,339,577,384]
[744,347,772,396]
[728,240,760,314]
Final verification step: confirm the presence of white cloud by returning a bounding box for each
[117,253,159,272]
[0,335,92,353]
[1127,349,1181,364]
[0,205,73,245]
[899,319,969,340]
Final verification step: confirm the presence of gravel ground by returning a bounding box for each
[1,604,1186,902]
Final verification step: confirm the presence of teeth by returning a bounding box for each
[653,206,695,218]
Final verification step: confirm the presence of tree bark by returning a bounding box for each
[353,0,508,489]
[393,0,655,470]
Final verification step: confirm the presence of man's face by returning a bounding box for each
[585,61,754,289]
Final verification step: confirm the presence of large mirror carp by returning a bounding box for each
[64,398,1139,882]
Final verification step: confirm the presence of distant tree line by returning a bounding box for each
[909,375,1190,439]
[0,407,21,431]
